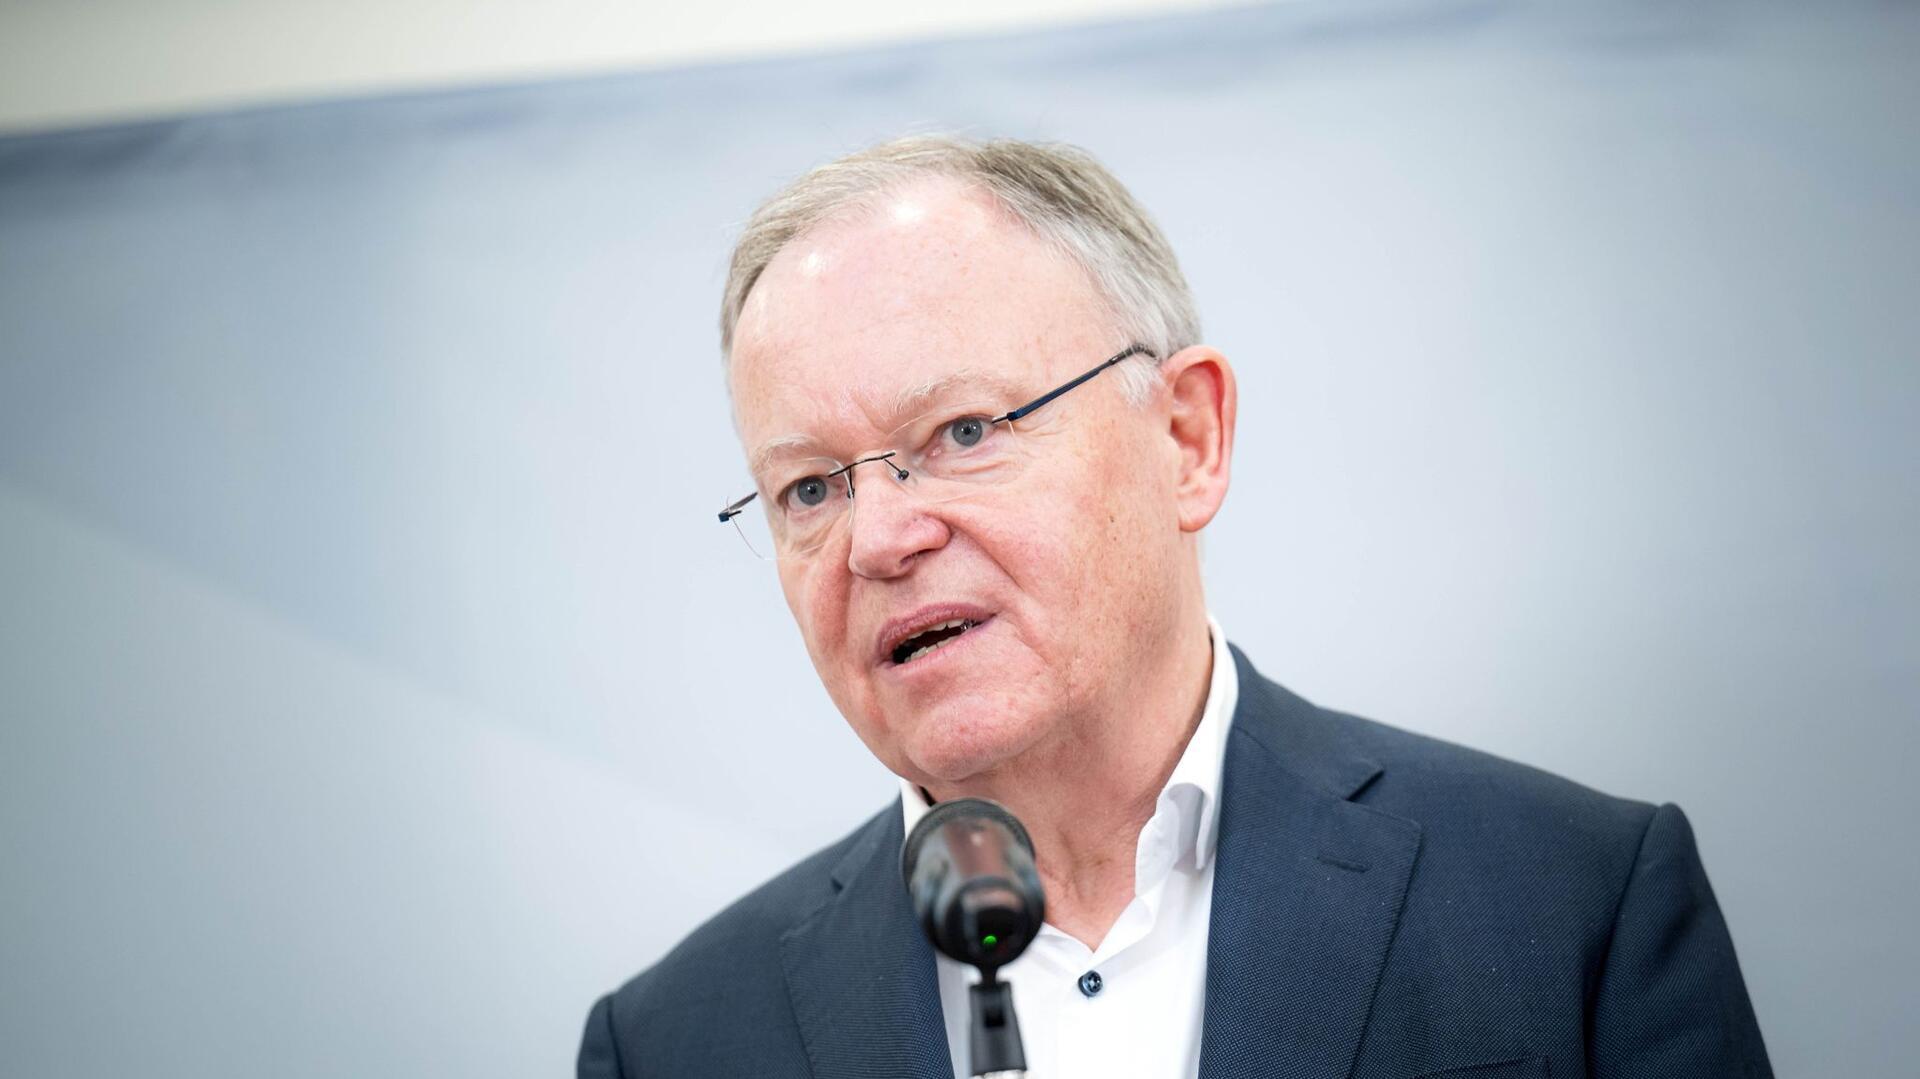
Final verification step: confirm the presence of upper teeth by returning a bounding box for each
[898,619,975,664]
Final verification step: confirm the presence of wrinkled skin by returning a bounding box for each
[727,178,1235,836]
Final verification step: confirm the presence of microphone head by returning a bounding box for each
[901,797,1046,976]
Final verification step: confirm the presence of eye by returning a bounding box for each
[945,415,990,448]
[783,475,833,511]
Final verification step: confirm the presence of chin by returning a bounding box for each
[897,695,1050,784]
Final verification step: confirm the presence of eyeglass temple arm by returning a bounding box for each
[997,345,1152,424]
[718,491,757,523]
[719,345,1146,525]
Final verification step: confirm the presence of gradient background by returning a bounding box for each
[2,0,1916,1075]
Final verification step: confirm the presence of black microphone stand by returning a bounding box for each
[902,797,1046,1079]
[968,970,1027,1078]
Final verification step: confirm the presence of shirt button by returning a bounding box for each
[1078,970,1104,997]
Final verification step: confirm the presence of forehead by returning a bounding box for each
[728,179,1111,449]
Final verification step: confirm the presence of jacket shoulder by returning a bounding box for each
[587,804,896,1075]
[1289,690,1662,920]
[1230,649,1658,892]
[1330,704,1655,839]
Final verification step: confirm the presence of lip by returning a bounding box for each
[874,603,997,668]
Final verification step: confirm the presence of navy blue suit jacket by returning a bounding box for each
[580,646,1770,1078]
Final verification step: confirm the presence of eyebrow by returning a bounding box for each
[887,367,1025,422]
[748,366,1030,474]
[749,433,827,476]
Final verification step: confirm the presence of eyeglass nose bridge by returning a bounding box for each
[828,450,910,499]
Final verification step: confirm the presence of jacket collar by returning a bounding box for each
[780,806,953,1079]
[1197,644,1422,1078]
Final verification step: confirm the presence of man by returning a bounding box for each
[579,136,1770,1078]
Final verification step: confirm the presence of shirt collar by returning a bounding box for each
[899,615,1237,872]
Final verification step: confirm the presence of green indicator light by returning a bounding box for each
[982,934,999,949]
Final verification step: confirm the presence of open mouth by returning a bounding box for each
[890,618,983,665]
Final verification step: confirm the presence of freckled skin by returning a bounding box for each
[728,179,1236,943]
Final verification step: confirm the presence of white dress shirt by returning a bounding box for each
[900,617,1238,1079]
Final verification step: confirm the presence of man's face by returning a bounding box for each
[727,180,1194,786]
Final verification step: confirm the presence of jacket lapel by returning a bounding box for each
[780,806,952,1079]
[1199,646,1423,1079]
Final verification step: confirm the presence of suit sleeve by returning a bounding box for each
[578,992,627,1079]
[1587,802,1772,1077]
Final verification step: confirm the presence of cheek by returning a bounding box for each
[780,563,849,672]
[965,460,1134,651]
[1054,432,1182,622]
[1043,421,1172,541]
[981,481,1090,585]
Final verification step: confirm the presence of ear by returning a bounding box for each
[1160,346,1237,533]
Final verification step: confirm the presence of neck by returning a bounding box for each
[921,598,1216,950]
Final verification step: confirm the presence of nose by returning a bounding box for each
[846,471,950,579]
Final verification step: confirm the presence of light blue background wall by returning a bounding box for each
[3,1,1916,1075]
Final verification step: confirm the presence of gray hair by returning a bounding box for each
[719,134,1200,403]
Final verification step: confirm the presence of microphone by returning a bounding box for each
[902,797,1046,1078]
